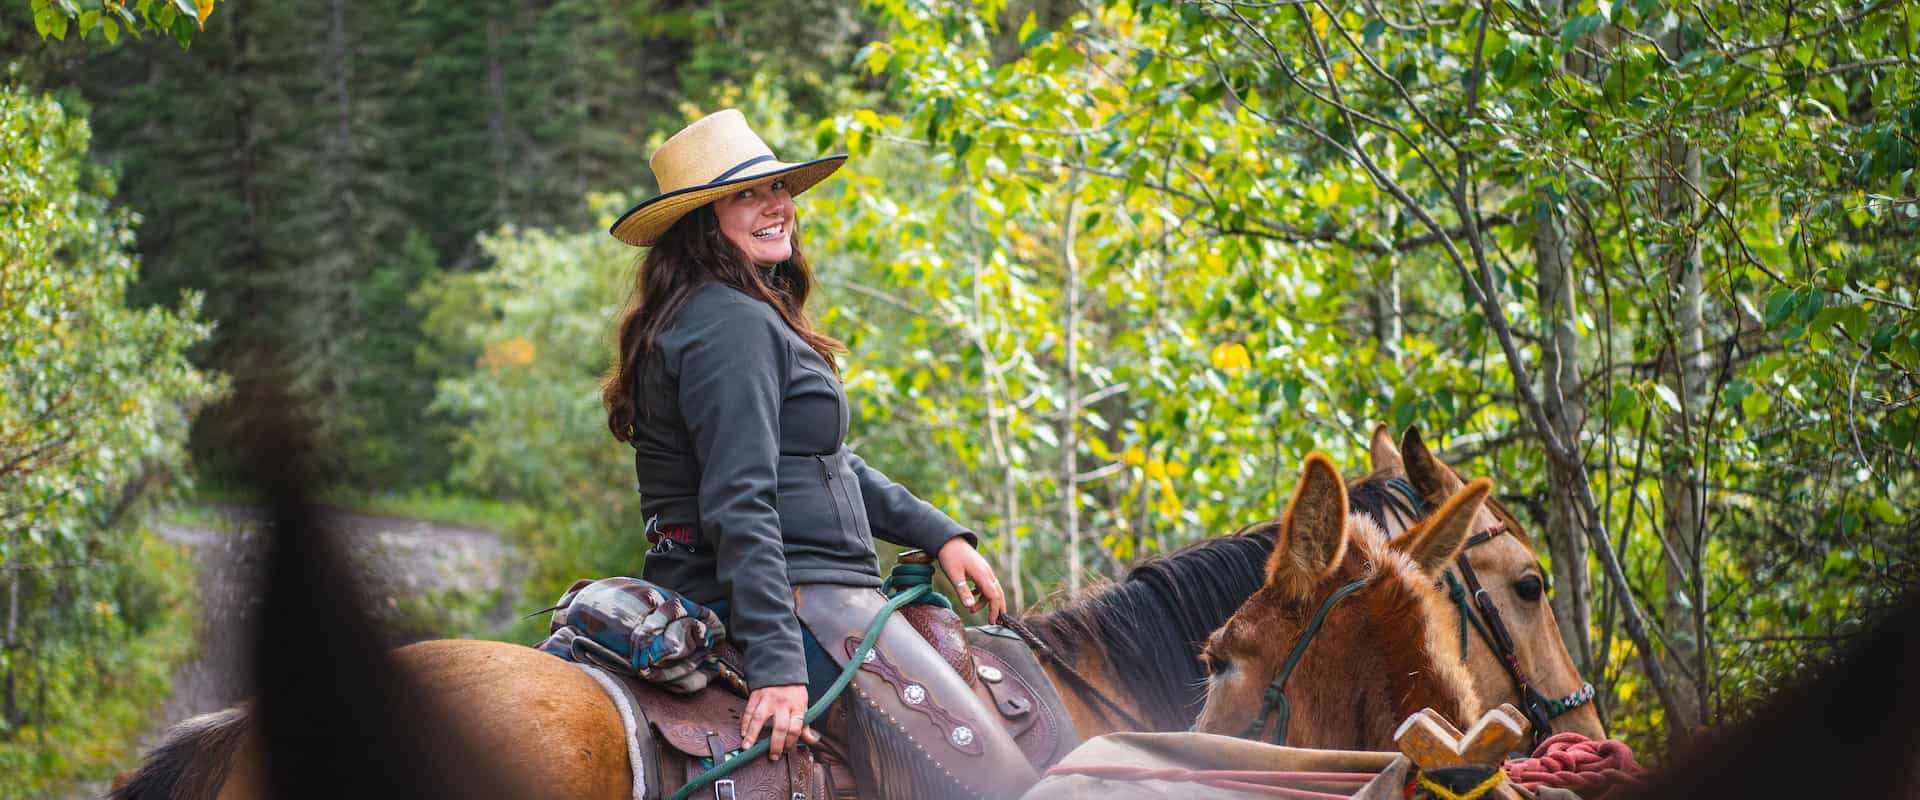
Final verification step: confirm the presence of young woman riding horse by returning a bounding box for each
[597,109,1035,797]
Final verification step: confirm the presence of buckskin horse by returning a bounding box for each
[110,425,1597,798]
[1350,425,1605,744]
[1021,425,1603,743]
[1191,452,1487,749]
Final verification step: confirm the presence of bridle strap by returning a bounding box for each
[1452,535,1562,747]
[1382,478,1590,748]
[1244,579,1369,744]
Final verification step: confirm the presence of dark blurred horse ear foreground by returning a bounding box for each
[110,401,539,800]
[1617,589,1920,799]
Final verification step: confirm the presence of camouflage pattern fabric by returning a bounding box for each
[536,577,727,694]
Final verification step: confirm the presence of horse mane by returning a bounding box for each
[1019,524,1279,730]
[108,707,249,800]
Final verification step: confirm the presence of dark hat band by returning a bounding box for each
[709,155,778,184]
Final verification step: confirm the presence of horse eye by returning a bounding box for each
[1203,653,1230,676]
[1514,575,1544,602]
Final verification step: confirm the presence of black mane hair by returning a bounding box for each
[1347,467,1422,534]
[1020,524,1281,730]
[1020,466,1431,731]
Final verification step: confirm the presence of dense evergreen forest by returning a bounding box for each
[3,0,1917,791]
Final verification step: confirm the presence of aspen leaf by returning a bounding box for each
[1209,342,1251,371]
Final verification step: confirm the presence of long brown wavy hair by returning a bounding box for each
[601,204,843,443]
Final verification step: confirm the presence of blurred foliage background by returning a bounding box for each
[4,0,1917,789]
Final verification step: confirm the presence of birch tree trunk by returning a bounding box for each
[1062,197,1083,596]
[1657,24,1708,743]
[973,256,1024,609]
[1535,191,1594,676]
[1372,206,1403,366]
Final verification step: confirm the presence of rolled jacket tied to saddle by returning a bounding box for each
[536,576,739,694]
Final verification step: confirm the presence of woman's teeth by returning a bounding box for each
[752,224,784,239]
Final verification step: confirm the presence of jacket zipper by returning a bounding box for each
[816,455,846,530]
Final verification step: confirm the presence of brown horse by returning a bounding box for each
[1191,452,1487,750]
[1350,425,1605,741]
[112,427,1585,798]
[1019,425,1602,743]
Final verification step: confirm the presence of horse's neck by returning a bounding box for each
[1032,643,1158,739]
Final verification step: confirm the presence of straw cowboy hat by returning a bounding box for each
[609,109,847,247]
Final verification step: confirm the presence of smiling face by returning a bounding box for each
[712,178,795,266]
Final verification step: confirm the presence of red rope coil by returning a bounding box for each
[1503,732,1645,799]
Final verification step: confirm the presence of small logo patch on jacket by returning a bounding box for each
[645,515,698,554]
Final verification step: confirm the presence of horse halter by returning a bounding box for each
[1240,578,1369,745]
[1385,479,1595,751]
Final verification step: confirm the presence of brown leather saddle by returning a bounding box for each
[604,586,1075,799]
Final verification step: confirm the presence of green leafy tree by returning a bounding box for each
[823,0,1917,751]
[26,0,218,48]
[0,81,220,787]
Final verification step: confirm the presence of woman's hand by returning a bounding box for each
[937,536,1008,622]
[741,683,818,760]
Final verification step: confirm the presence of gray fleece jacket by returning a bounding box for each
[631,281,973,688]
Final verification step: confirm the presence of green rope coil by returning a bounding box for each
[881,561,954,611]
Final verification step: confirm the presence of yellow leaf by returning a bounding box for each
[1154,497,1182,518]
[1166,461,1188,478]
[478,336,536,369]
[196,0,213,28]
[1209,342,1251,371]
[1144,460,1167,481]
[1121,446,1146,467]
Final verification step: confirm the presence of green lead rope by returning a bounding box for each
[669,582,932,800]
[881,561,954,611]
[1444,570,1497,661]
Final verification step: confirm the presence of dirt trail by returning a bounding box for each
[65,506,517,799]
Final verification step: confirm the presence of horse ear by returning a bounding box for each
[1268,453,1350,601]
[1392,478,1492,577]
[1369,423,1403,472]
[1400,426,1466,508]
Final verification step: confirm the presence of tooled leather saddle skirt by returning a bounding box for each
[580,595,1077,800]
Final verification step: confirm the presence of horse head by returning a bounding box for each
[1364,424,1606,741]
[1193,453,1486,750]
